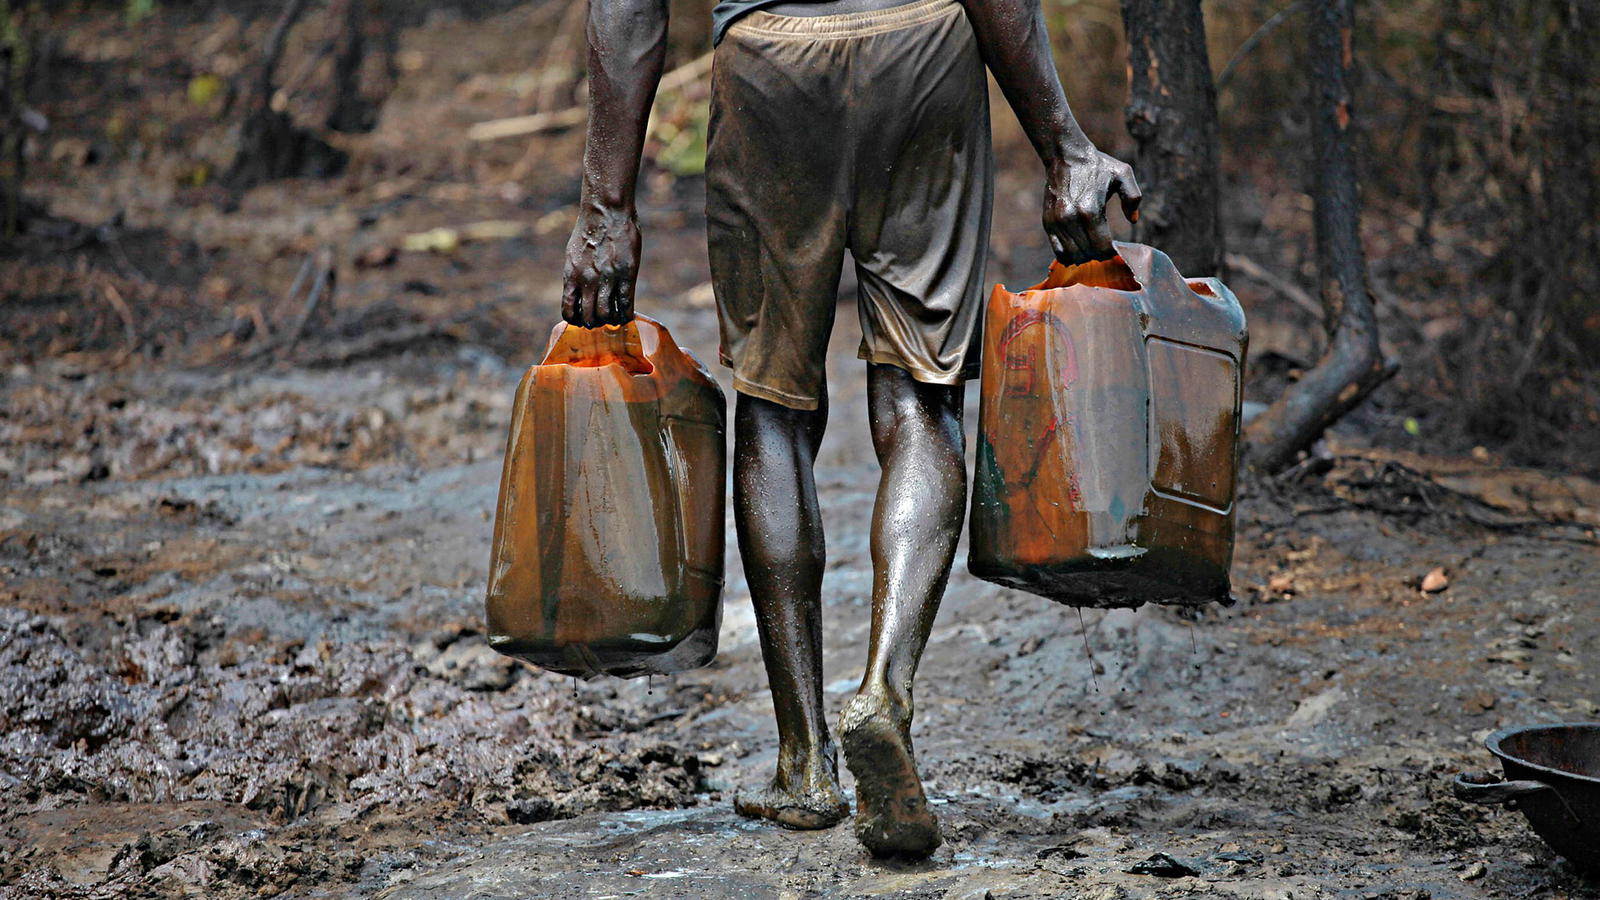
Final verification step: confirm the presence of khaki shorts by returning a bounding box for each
[705,0,994,411]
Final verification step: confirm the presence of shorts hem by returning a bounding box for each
[856,347,973,386]
[730,372,821,411]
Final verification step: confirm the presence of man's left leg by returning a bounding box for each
[842,362,966,857]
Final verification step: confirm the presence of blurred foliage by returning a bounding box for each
[1028,0,1599,467]
[652,96,708,178]
[21,0,1598,469]
[1327,0,1599,461]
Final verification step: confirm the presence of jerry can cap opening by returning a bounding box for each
[1032,256,1142,293]
[540,319,660,375]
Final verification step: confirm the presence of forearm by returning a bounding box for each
[579,0,669,213]
[958,0,1093,169]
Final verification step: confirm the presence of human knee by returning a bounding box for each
[737,393,827,452]
[867,367,963,458]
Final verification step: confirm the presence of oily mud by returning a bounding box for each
[3,330,1598,897]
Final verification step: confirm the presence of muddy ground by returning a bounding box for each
[4,3,1600,898]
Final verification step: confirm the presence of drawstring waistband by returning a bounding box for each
[732,0,961,40]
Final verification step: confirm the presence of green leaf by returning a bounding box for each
[188,74,223,106]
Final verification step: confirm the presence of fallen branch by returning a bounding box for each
[295,294,524,368]
[1224,252,1322,318]
[1216,0,1306,91]
[657,52,715,93]
[294,320,459,368]
[468,52,713,142]
[467,106,586,141]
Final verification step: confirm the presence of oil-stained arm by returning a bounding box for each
[958,0,1141,263]
[562,0,670,327]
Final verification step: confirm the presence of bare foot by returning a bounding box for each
[840,693,941,858]
[734,765,849,830]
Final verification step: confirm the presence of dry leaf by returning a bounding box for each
[1421,567,1449,593]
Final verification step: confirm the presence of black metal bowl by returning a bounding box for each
[1454,722,1600,873]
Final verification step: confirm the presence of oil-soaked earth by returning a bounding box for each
[5,4,1600,897]
[3,307,1598,898]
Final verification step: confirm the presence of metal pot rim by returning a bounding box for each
[1486,722,1600,787]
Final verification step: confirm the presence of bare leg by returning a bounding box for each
[842,363,966,857]
[731,391,849,829]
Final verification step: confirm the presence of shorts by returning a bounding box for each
[705,0,994,411]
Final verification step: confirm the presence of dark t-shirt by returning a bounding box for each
[711,0,822,44]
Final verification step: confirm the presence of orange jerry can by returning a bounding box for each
[968,242,1248,608]
[485,315,725,678]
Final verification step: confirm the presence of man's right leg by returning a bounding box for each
[731,391,849,829]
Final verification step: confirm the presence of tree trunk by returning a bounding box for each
[1119,0,1223,277]
[325,0,375,133]
[0,0,29,237]
[1243,0,1389,473]
[227,0,345,189]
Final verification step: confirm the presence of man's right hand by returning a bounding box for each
[1043,148,1141,265]
[562,203,641,328]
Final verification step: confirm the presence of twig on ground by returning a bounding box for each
[99,281,138,352]
[1225,252,1323,318]
[238,249,335,362]
[244,303,270,340]
[1295,452,1600,542]
[280,248,336,356]
[468,106,587,141]
[281,253,315,308]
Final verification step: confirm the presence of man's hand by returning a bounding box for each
[1043,148,1142,265]
[562,203,641,328]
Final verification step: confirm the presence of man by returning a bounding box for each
[562,0,1140,858]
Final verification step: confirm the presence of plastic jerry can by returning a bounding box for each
[485,315,726,678]
[968,242,1248,608]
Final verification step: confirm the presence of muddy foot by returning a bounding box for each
[840,694,941,858]
[733,778,849,830]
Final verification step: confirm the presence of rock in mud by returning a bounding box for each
[1123,851,1203,877]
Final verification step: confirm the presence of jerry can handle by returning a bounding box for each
[541,319,655,374]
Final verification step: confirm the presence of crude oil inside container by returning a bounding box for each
[968,242,1248,608]
[485,316,726,678]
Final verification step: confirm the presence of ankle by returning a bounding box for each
[852,681,913,726]
[775,742,840,785]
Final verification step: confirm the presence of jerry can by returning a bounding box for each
[968,242,1248,608]
[485,315,725,678]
